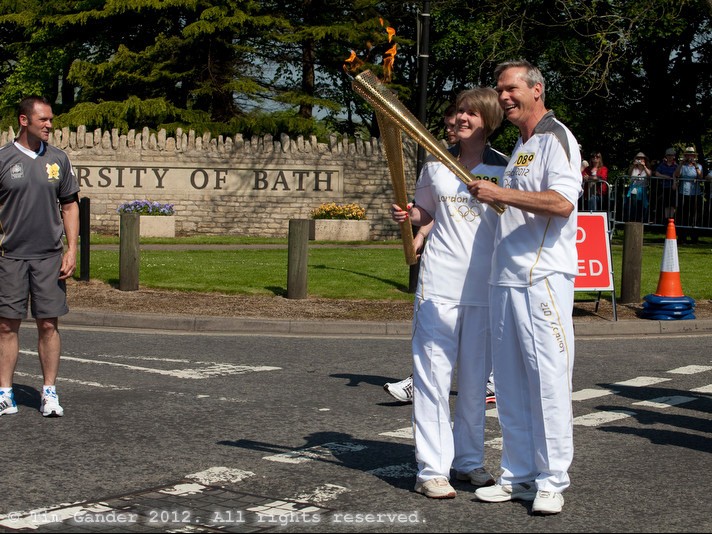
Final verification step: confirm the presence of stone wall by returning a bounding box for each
[0,126,420,240]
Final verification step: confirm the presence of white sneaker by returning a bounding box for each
[485,385,496,404]
[455,467,495,487]
[414,477,456,499]
[0,392,18,416]
[40,389,64,417]
[532,490,564,514]
[475,482,537,503]
[383,375,413,403]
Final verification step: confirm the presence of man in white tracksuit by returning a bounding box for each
[467,59,582,515]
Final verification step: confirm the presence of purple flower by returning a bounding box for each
[117,200,175,215]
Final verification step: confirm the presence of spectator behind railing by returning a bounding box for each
[623,152,651,222]
[609,173,711,232]
[673,146,704,243]
[652,148,678,224]
[704,167,712,228]
[582,151,608,211]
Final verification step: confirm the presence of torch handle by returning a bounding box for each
[376,111,417,265]
[353,70,506,214]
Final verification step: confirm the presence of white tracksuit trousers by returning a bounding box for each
[412,298,491,482]
[489,273,575,492]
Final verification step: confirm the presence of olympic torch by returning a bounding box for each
[375,111,417,265]
[352,69,506,214]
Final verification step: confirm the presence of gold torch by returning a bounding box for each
[376,111,417,265]
[352,69,506,215]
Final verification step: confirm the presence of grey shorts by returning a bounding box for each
[0,255,68,319]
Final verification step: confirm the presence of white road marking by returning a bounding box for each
[633,395,697,408]
[667,365,712,375]
[691,384,712,393]
[57,355,280,379]
[186,467,255,485]
[612,376,671,387]
[574,410,636,426]
[20,349,281,379]
[572,388,619,401]
[14,371,130,390]
[379,427,412,439]
[93,353,192,363]
[292,484,349,504]
[263,442,366,464]
[159,483,206,496]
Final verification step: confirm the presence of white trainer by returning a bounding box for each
[383,375,413,403]
[414,477,456,499]
[475,482,537,503]
[455,467,495,487]
[40,389,64,417]
[532,490,564,514]
[0,392,18,416]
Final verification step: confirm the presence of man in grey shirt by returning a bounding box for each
[0,95,80,418]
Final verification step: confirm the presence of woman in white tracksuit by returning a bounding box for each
[391,87,508,499]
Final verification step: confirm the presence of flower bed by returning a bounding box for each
[310,202,366,220]
[118,200,176,237]
[309,202,369,241]
[117,200,175,216]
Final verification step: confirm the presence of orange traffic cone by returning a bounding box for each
[654,219,684,297]
[641,219,695,320]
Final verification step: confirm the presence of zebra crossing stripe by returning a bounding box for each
[573,410,636,427]
[572,388,619,401]
[633,395,697,408]
[612,376,670,387]
[667,365,712,374]
[691,384,712,393]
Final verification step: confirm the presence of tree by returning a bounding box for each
[0,0,708,169]
[0,0,276,133]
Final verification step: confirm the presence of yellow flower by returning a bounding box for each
[46,163,60,181]
[311,202,366,220]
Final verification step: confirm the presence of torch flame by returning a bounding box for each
[343,21,397,80]
[382,43,397,83]
[343,49,365,75]
[381,19,397,81]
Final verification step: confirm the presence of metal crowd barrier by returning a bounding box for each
[578,175,712,236]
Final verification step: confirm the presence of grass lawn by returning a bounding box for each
[78,231,711,302]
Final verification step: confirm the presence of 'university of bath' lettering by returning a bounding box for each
[74,164,343,196]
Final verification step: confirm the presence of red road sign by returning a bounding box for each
[575,212,614,291]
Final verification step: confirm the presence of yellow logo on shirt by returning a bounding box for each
[514,153,535,166]
[46,163,60,181]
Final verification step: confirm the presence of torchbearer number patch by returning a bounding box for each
[515,152,535,166]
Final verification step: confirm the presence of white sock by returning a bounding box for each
[43,385,56,395]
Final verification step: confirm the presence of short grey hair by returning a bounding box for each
[494,59,546,104]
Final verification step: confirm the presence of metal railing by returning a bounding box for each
[578,175,712,236]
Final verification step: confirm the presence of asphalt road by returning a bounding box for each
[1,325,710,533]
